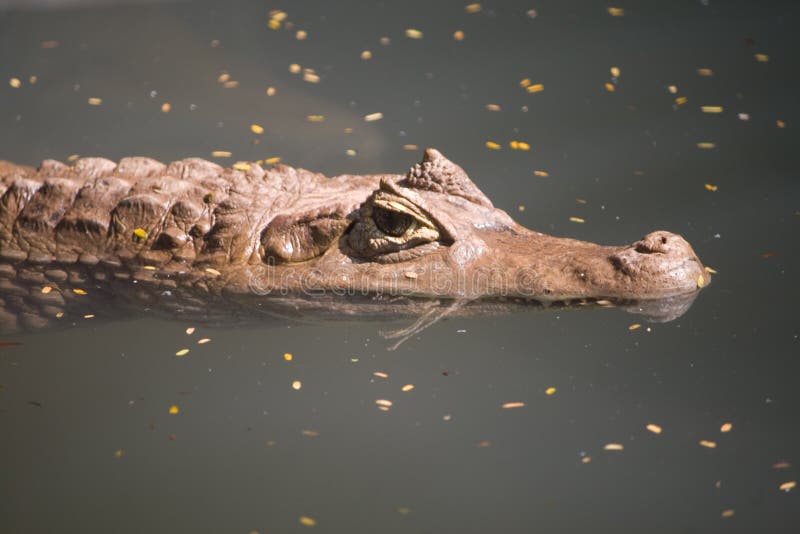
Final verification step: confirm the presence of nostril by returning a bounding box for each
[660,236,668,245]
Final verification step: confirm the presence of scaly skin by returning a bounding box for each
[0,149,710,331]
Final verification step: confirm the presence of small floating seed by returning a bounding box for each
[629,323,641,330]
[604,83,615,92]
[705,183,718,191]
[610,66,620,77]
[402,144,418,150]
[697,68,713,76]
[533,170,549,177]
[306,115,325,122]
[453,30,465,41]
[264,157,281,165]
[185,327,195,335]
[696,142,716,149]
[289,64,301,74]
[266,86,276,96]
[375,399,393,407]
[284,352,293,361]
[296,30,307,40]
[161,102,171,112]
[675,96,688,105]
[485,104,501,111]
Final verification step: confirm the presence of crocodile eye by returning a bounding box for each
[372,207,413,237]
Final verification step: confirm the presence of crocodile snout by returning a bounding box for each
[610,231,709,298]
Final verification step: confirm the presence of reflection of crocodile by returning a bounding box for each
[0,149,710,333]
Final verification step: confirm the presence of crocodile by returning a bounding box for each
[0,148,710,333]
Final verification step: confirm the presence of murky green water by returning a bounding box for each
[1,1,798,532]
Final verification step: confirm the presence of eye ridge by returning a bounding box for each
[373,206,414,237]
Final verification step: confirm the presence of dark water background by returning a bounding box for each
[1,1,798,532]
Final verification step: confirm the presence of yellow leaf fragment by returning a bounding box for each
[604,443,624,451]
[284,352,293,361]
[629,323,641,330]
[646,423,662,434]
[721,509,735,519]
[9,77,21,88]
[401,384,415,392]
[485,141,501,150]
[87,97,103,106]
[569,217,585,223]
[754,53,769,62]
[465,3,481,13]
[697,68,713,77]
[41,286,52,294]
[779,481,796,492]
[175,349,189,357]
[701,106,723,113]
[699,440,717,448]
[72,288,87,295]
[211,150,232,158]
[607,7,625,16]
[705,183,718,192]
[696,142,716,149]
[133,228,147,239]
[299,516,317,527]
[250,124,264,134]
[292,380,302,390]
[720,422,733,433]
[364,112,383,122]
[405,28,423,39]
[533,170,549,177]
[526,83,544,93]
[306,115,325,122]
[502,402,526,409]
[168,405,179,414]
[545,387,556,395]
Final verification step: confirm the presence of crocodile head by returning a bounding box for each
[239,149,710,307]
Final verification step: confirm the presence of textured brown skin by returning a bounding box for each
[0,149,709,330]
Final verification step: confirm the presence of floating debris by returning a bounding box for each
[266,87,276,96]
[646,423,663,434]
[526,83,544,93]
[87,97,103,106]
[720,422,733,433]
[699,440,717,449]
[502,402,526,409]
[465,3,481,13]
[403,271,418,279]
[175,349,189,357]
[754,53,769,62]
[509,141,530,151]
[296,30,307,40]
[161,102,171,113]
[569,217,585,224]
[250,124,264,134]
[629,323,641,330]
[696,68,713,77]
[133,228,147,239]
[41,286,52,294]
[701,106,724,113]
[453,30,465,41]
[401,384,415,392]
[185,327,195,335]
[705,183,718,192]
[197,338,211,344]
[721,509,735,519]
[779,481,796,492]
[375,399,393,408]
[485,104,501,111]
[403,144,418,151]
[405,29,423,39]
[205,268,222,276]
[292,380,302,390]
[607,7,625,16]
[545,387,557,396]
[301,429,319,437]
[233,162,251,172]
[773,461,791,469]
[72,289,87,295]
[675,96,688,105]
[373,371,389,379]
[9,77,21,88]
[169,405,179,415]
[306,115,325,122]
[211,150,232,158]
[604,82,616,92]
[696,142,716,149]
[610,66,620,77]
[604,443,624,451]
[114,449,124,459]
[299,516,317,527]
[364,112,383,122]
[485,141,501,150]
[284,352,293,361]
[533,170,549,177]
[360,50,372,60]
